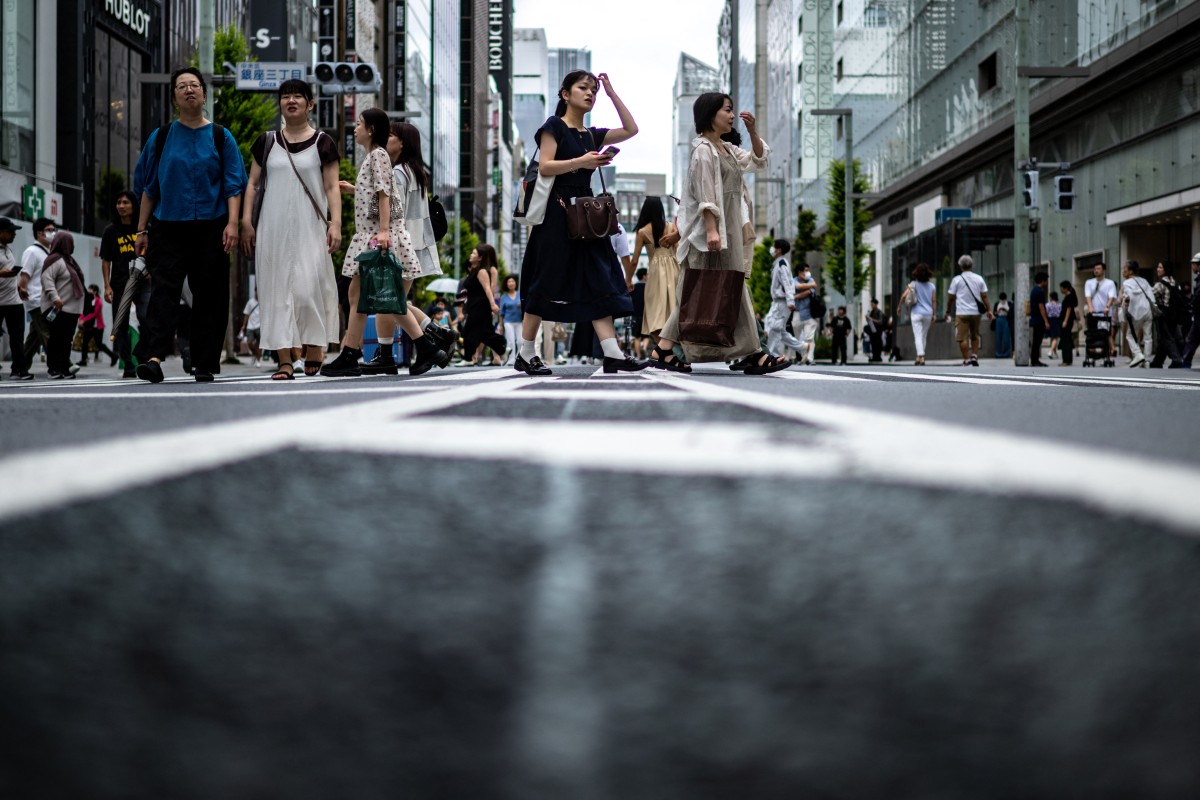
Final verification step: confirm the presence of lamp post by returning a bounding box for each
[812,108,855,330]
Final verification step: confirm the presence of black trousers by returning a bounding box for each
[1059,326,1074,365]
[1181,312,1199,366]
[47,311,80,375]
[1031,325,1046,364]
[831,334,848,364]
[78,324,115,364]
[462,310,507,360]
[22,306,50,363]
[1150,316,1183,367]
[134,218,229,374]
[1,303,29,374]
[868,330,884,361]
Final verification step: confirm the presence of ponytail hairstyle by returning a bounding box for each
[389,121,429,194]
[555,69,599,117]
[360,107,390,149]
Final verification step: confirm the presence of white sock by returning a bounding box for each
[519,338,537,360]
[420,317,432,331]
[599,337,624,360]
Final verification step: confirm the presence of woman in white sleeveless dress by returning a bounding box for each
[241,78,342,379]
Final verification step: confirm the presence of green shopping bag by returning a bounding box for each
[355,247,408,315]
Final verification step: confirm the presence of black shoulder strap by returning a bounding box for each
[154,121,226,182]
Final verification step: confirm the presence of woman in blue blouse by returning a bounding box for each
[131,66,247,383]
[497,275,522,365]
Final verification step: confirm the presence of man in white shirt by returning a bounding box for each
[16,218,56,367]
[945,254,993,366]
[1119,260,1155,367]
[763,239,804,358]
[0,217,32,379]
[1084,262,1118,353]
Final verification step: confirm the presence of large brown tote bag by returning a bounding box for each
[677,252,744,347]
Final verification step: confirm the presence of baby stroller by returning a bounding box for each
[1082,312,1114,367]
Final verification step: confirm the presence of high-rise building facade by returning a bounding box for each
[672,53,720,202]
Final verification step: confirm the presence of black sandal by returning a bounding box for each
[271,364,295,380]
[649,344,692,373]
[729,353,756,371]
[302,360,322,377]
[743,351,791,375]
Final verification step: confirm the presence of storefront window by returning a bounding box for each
[0,0,36,175]
[93,28,145,228]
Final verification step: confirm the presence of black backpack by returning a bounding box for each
[428,196,448,242]
[1162,279,1190,326]
[808,290,827,321]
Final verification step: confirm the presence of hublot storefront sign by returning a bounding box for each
[102,0,154,40]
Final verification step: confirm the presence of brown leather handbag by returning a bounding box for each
[560,130,619,241]
[677,253,744,347]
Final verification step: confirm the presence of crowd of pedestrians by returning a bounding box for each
[5,64,1200,382]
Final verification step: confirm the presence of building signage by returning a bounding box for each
[23,185,63,224]
[101,0,154,39]
[248,0,288,62]
[392,1,407,107]
[486,0,512,146]
[800,0,833,181]
[236,62,306,91]
[345,0,356,53]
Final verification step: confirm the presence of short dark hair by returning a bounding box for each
[912,262,932,282]
[636,267,648,280]
[773,239,790,255]
[360,107,390,149]
[693,92,732,135]
[999,292,1008,300]
[837,305,847,312]
[278,78,313,102]
[1034,271,1049,283]
[870,298,879,305]
[1124,259,1139,272]
[170,66,206,96]
[1059,280,1073,291]
[32,217,54,235]
[1050,291,1059,301]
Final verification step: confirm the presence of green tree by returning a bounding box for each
[95,167,126,222]
[793,208,819,258]
[823,158,874,298]
[188,25,277,174]
[748,238,775,318]
[332,158,356,270]
[439,217,480,278]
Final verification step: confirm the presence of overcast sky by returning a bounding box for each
[512,0,726,187]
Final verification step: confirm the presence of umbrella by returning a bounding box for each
[110,256,149,338]
[424,277,461,294]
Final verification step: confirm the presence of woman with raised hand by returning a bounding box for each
[514,69,644,376]
[241,78,341,380]
[650,93,787,375]
[319,107,447,378]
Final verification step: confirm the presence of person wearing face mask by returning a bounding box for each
[17,218,57,370]
[762,239,804,359]
[792,262,820,365]
[39,232,87,379]
[131,66,247,383]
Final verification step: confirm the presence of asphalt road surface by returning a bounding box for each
[2,358,1198,799]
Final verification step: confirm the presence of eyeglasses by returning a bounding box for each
[175,82,203,92]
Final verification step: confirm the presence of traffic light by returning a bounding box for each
[313,62,381,94]
[1021,170,1039,210]
[1054,175,1075,212]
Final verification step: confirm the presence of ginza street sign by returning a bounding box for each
[235,62,307,91]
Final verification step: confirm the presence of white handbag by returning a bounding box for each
[514,145,554,227]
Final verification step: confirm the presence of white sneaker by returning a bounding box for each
[1128,355,1146,368]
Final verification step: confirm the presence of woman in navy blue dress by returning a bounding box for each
[515,70,644,375]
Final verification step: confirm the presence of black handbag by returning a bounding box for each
[560,130,618,241]
[428,196,448,241]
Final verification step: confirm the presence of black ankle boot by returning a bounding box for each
[410,335,448,376]
[320,347,363,377]
[425,324,456,355]
[360,347,398,375]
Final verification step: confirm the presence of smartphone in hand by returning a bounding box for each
[599,146,620,158]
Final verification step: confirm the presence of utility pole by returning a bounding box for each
[812,108,855,331]
[199,0,214,120]
[1013,0,1031,366]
